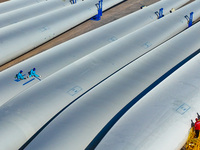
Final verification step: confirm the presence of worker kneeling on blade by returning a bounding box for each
[28,68,41,78]
[16,70,26,80]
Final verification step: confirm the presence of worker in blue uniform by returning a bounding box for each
[16,70,26,80]
[28,68,40,78]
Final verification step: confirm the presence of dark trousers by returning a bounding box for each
[195,130,199,138]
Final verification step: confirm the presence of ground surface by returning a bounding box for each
[0,0,159,71]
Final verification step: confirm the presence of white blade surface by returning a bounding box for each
[0,0,189,107]
[0,0,84,28]
[0,0,48,14]
[0,0,124,66]
[96,43,200,150]
[25,20,200,150]
[0,1,200,149]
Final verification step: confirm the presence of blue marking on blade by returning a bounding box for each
[109,36,118,42]
[67,86,82,96]
[14,79,21,82]
[40,26,49,32]
[35,76,41,81]
[143,42,152,49]
[23,78,35,86]
[176,103,190,115]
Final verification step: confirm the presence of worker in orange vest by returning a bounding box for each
[195,118,200,138]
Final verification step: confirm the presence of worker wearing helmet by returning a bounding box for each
[16,70,26,80]
[28,68,40,78]
[195,118,200,138]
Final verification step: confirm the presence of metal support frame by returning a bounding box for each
[91,0,103,21]
[185,12,194,28]
[189,12,194,27]
[155,8,164,19]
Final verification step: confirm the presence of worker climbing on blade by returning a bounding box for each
[28,68,41,78]
[16,70,26,80]
[195,118,200,138]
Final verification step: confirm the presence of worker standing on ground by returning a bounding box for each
[28,68,40,78]
[195,118,200,138]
